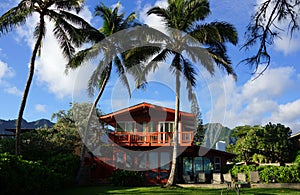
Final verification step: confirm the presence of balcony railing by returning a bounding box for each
[108,131,194,146]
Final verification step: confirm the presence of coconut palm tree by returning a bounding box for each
[144,0,238,186]
[66,2,140,182]
[0,0,100,155]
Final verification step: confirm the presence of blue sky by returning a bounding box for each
[0,0,299,134]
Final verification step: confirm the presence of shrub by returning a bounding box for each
[294,150,300,164]
[229,164,257,180]
[0,152,62,194]
[110,169,145,186]
[229,164,300,183]
[46,153,80,185]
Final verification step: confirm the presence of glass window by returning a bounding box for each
[138,153,147,169]
[183,157,193,176]
[126,153,135,168]
[194,157,203,173]
[116,151,124,168]
[159,122,174,132]
[203,157,211,173]
[214,157,221,172]
[148,122,156,132]
[149,152,158,169]
[160,152,170,170]
[137,122,147,132]
[116,122,135,132]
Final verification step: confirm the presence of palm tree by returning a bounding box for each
[0,0,99,155]
[144,0,238,186]
[67,2,140,182]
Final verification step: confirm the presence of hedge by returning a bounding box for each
[229,164,300,183]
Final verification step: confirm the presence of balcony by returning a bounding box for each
[108,131,194,146]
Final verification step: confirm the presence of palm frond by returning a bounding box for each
[0,1,32,35]
[52,17,75,59]
[184,46,214,75]
[88,61,111,97]
[114,56,131,97]
[57,10,104,44]
[182,57,197,87]
[55,0,84,13]
[147,6,168,19]
[190,22,237,46]
[123,45,162,67]
[143,49,172,77]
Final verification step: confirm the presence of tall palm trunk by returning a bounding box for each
[165,69,180,186]
[76,64,112,183]
[15,17,45,155]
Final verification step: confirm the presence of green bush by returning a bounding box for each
[46,153,80,184]
[110,169,145,186]
[229,164,257,180]
[0,152,62,194]
[294,150,300,163]
[259,165,300,183]
[228,164,300,183]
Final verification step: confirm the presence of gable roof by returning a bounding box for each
[290,131,300,139]
[100,102,194,125]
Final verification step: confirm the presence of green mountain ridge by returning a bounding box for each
[202,123,233,149]
[0,119,54,134]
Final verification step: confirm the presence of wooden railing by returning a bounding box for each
[108,131,194,146]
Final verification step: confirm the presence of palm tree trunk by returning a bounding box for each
[165,69,180,187]
[15,17,44,155]
[76,65,112,183]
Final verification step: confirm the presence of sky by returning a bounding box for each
[0,0,299,134]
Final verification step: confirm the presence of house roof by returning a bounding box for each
[5,128,36,133]
[100,102,195,125]
[290,131,300,139]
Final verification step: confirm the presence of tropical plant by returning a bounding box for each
[227,123,297,164]
[67,2,140,183]
[143,0,238,186]
[0,0,100,155]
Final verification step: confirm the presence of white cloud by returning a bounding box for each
[139,0,168,34]
[35,104,46,113]
[4,86,22,96]
[264,99,300,131]
[241,66,294,98]
[0,60,14,81]
[274,34,300,55]
[205,65,300,133]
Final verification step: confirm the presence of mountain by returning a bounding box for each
[202,123,234,150]
[0,119,54,134]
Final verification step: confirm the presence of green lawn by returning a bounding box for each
[52,186,300,195]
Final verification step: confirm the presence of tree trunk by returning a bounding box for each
[165,69,180,187]
[76,65,111,183]
[15,17,44,155]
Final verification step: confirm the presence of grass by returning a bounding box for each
[52,185,300,195]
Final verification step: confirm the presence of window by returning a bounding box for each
[159,122,174,143]
[137,122,147,132]
[183,157,193,176]
[116,122,135,132]
[160,152,170,170]
[148,122,156,132]
[159,122,174,132]
[214,157,221,172]
[203,157,211,173]
[149,152,158,169]
[194,157,203,174]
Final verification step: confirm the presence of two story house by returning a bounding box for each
[92,102,234,184]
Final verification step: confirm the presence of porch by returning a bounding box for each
[108,131,194,146]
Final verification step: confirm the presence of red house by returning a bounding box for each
[91,102,234,184]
